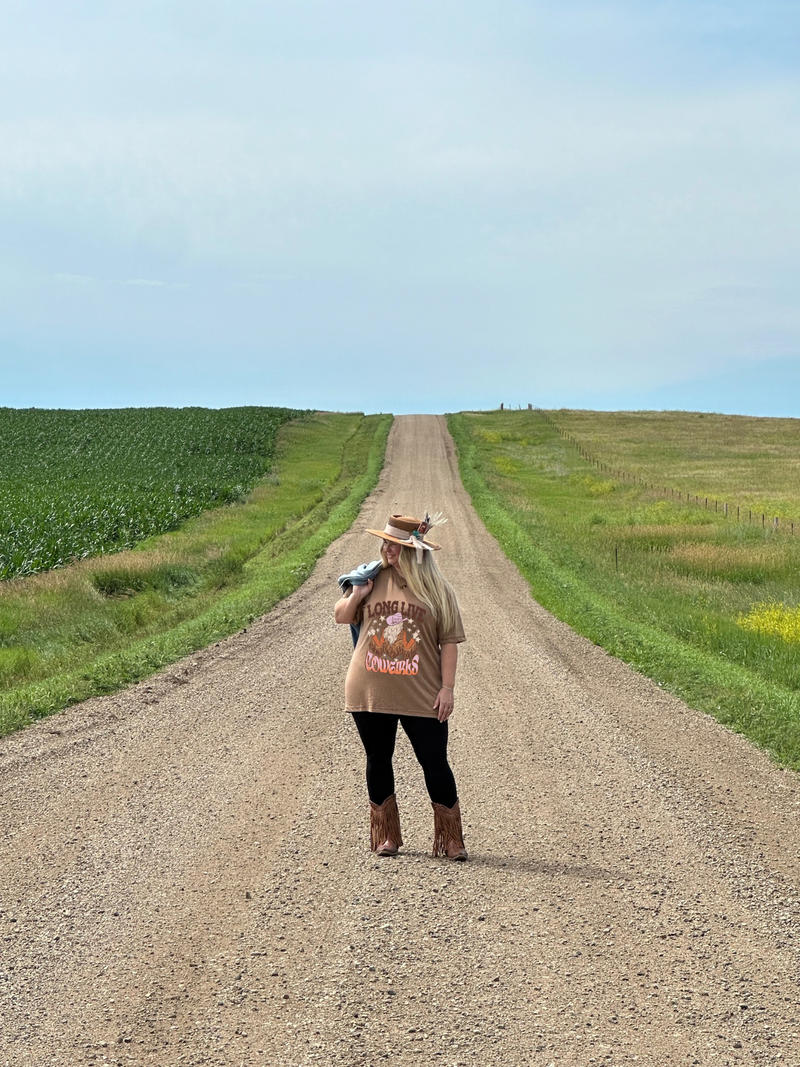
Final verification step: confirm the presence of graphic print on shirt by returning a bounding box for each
[363,600,425,676]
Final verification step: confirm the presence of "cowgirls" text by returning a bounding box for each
[365,652,420,675]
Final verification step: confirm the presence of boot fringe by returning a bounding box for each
[431,801,466,858]
[369,794,403,851]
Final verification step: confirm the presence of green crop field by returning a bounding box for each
[449,408,800,770]
[0,410,392,735]
[0,406,307,580]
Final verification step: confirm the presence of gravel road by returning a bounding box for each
[2,415,800,1067]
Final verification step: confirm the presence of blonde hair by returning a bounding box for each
[381,544,460,634]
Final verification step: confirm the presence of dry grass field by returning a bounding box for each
[552,408,800,520]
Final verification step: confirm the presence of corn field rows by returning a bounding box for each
[0,406,307,580]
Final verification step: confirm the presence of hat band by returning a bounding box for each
[385,522,430,543]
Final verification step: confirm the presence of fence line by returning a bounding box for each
[531,408,797,536]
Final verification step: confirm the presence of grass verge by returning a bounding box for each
[448,410,800,771]
[0,411,392,736]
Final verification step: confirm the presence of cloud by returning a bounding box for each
[118,278,188,289]
[52,272,186,288]
[1,1,800,412]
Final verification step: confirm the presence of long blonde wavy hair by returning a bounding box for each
[381,543,460,633]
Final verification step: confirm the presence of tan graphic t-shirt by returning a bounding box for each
[344,566,465,718]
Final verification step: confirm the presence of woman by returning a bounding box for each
[334,512,468,861]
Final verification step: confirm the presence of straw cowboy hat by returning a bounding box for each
[366,513,445,562]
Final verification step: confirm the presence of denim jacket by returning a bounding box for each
[337,559,383,647]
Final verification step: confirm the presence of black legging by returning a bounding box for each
[351,712,458,808]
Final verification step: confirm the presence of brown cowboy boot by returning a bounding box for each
[369,794,403,856]
[431,801,468,861]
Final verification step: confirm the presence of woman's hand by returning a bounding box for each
[352,579,373,603]
[333,580,373,625]
[433,687,454,722]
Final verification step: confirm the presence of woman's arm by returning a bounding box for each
[334,580,373,625]
[433,643,458,722]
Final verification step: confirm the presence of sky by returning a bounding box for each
[1,0,800,416]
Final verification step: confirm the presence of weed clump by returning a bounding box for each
[738,603,800,644]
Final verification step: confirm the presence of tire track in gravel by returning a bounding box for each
[2,415,800,1066]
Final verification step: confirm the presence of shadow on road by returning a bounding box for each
[395,849,625,881]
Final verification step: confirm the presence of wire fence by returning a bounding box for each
[527,407,798,536]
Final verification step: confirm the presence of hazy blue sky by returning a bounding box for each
[2,1,799,415]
